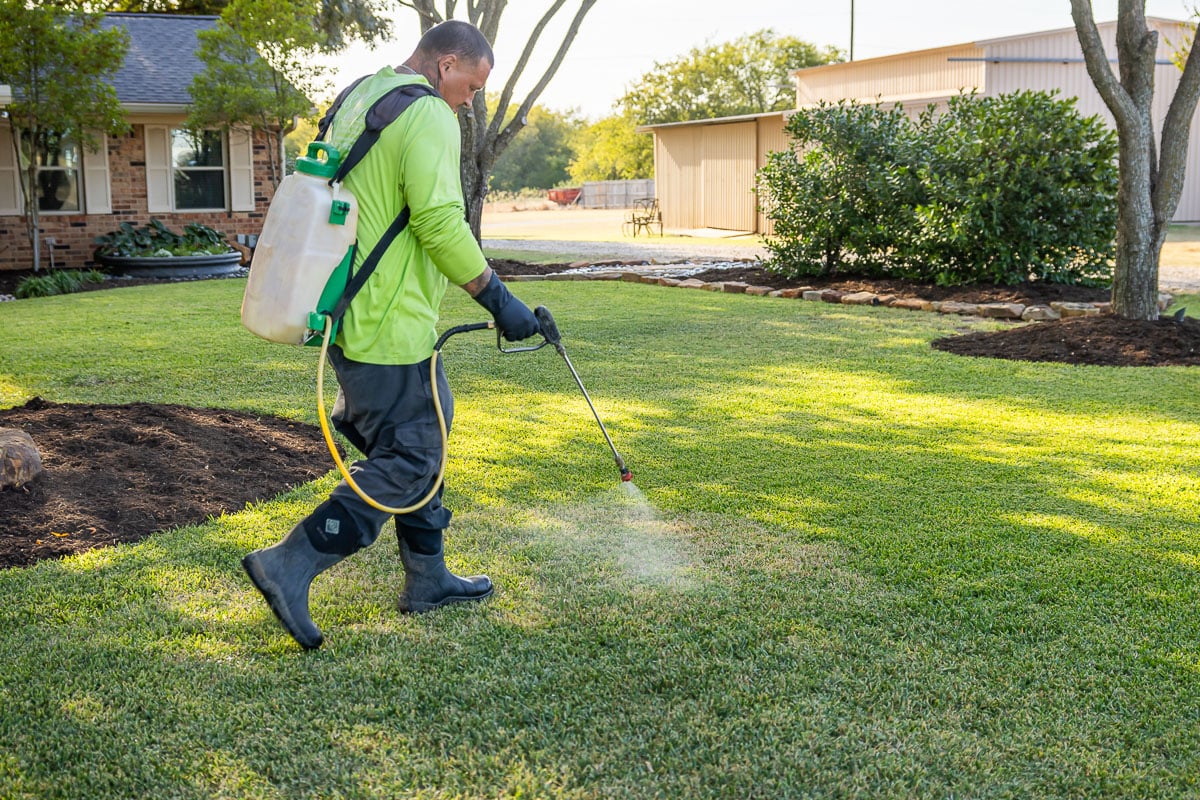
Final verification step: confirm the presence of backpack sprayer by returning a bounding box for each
[242,136,631,517]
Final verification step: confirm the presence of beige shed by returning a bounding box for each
[643,17,1200,234]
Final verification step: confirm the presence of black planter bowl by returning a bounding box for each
[96,251,244,278]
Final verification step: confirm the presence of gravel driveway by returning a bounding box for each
[486,236,1200,293]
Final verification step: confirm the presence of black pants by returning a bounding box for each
[306,345,454,554]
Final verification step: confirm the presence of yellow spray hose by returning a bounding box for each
[314,313,456,515]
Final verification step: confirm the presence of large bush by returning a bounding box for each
[758,101,918,276]
[760,91,1119,286]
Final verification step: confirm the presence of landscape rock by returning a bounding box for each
[819,289,845,303]
[934,301,980,315]
[841,291,879,306]
[721,282,750,294]
[619,271,643,282]
[977,302,1026,319]
[0,428,43,490]
[1051,301,1100,317]
[801,290,825,301]
[658,277,682,287]
[677,278,707,289]
[891,298,935,312]
[745,286,773,296]
[1021,305,1061,321]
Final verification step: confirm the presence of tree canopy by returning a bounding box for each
[188,0,323,187]
[94,0,391,49]
[620,28,842,125]
[0,1,128,271]
[489,105,581,192]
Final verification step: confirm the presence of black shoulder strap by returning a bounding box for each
[328,207,410,326]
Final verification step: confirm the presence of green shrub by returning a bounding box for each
[758,101,920,278]
[15,269,106,299]
[93,219,233,258]
[905,91,1118,286]
[760,91,1119,287]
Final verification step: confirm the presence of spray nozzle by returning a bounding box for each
[621,469,633,482]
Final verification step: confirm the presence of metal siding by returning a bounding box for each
[795,44,985,109]
[654,128,700,229]
[981,19,1200,221]
[701,122,756,230]
[757,115,789,235]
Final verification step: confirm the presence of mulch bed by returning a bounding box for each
[0,399,331,569]
[1,259,1195,569]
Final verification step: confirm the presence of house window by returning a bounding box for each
[27,133,81,213]
[171,129,226,210]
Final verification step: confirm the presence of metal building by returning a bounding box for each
[642,17,1200,233]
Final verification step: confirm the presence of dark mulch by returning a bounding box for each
[1,258,1194,569]
[0,398,332,569]
[932,313,1200,366]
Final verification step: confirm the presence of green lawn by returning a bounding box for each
[1,279,1199,798]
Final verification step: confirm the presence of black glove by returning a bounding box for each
[473,271,539,341]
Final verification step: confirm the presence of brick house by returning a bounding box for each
[0,13,281,274]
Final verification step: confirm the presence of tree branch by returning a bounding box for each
[1154,24,1200,224]
[1070,0,1138,127]
[485,0,567,142]
[398,0,443,30]
[494,0,595,153]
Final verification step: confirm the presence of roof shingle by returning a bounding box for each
[101,13,218,105]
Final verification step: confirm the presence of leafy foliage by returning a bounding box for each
[760,92,1119,286]
[758,101,919,276]
[489,105,582,192]
[568,109,654,182]
[94,0,392,49]
[93,219,234,258]
[187,0,324,187]
[620,29,842,125]
[15,270,106,299]
[909,92,1119,286]
[0,1,129,271]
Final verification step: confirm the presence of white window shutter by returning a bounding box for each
[0,123,22,215]
[144,124,172,213]
[81,131,112,214]
[228,126,255,211]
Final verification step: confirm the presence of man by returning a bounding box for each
[242,20,539,650]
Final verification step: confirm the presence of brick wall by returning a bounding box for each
[0,124,279,273]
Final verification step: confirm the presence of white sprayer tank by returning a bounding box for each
[241,143,358,345]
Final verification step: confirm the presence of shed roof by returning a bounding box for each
[101,13,218,107]
[636,110,785,133]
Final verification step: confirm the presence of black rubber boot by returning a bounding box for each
[396,537,493,614]
[242,523,346,649]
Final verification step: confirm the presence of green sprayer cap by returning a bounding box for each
[295,142,341,179]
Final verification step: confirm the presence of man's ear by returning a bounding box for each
[439,54,457,74]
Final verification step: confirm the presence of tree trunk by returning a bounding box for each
[22,163,42,274]
[1071,1,1200,320]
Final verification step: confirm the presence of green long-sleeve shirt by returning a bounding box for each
[326,67,487,365]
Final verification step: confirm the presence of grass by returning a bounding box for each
[1,279,1199,798]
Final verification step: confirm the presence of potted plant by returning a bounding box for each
[93,219,243,277]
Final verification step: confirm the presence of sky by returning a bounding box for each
[314,0,1197,119]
